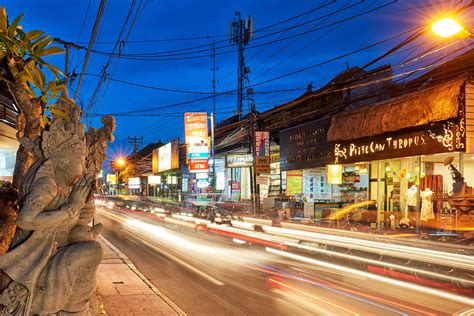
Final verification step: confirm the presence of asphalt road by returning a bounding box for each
[96,206,473,315]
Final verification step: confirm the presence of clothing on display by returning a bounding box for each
[405,185,418,218]
[420,188,435,221]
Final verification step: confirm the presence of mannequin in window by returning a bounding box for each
[420,188,435,222]
[405,184,417,218]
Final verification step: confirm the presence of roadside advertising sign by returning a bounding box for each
[255,156,271,174]
[148,175,161,184]
[128,177,141,189]
[154,139,179,172]
[255,131,270,175]
[189,159,209,173]
[255,131,270,156]
[106,174,117,184]
[185,112,210,175]
[226,154,253,168]
[256,176,270,185]
[182,177,189,193]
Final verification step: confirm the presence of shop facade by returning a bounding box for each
[279,79,473,232]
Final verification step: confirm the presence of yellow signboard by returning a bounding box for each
[286,170,303,196]
[327,164,343,184]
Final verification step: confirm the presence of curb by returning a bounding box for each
[98,235,187,316]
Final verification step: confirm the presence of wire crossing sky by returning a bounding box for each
[4,0,472,158]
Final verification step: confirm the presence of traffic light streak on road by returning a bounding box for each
[96,204,473,314]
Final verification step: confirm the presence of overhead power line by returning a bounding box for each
[74,0,107,102]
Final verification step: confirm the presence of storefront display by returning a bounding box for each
[278,79,472,234]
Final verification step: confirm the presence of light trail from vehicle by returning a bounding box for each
[266,247,474,306]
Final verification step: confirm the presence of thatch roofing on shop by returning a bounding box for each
[327,78,464,142]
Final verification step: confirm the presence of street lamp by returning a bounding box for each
[117,158,126,167]
[116,158,126,194]
[431,17,471,38]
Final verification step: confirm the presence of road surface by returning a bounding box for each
[96,205,473,315]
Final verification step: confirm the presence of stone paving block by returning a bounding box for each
[95,236,180,315]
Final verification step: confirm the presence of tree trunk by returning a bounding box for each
[0,182,18,255]
[8,58,43,189]
[0,57,43,252]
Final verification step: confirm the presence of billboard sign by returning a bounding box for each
[128,177,141,189]
[185,112,209,158]
[148,175,161,184]
[106,174,117,184]
[255,131,270,157]
[189,159,209,173]
[255,131,270,175]
[154,139,179,172]
[226,154,253,168]
[184,112,208,145]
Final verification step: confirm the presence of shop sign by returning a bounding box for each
[270,152,280,163]
[128,177,141,189]
[188,145,209,159]
[286,170,303,196]
[185,112,209,158]
[333,119,466,164]
[148,175,161,184]
[106,174,117,184]
[279,118,333,171]
[182,177,189,193]
[189,159,209,173]
[327,164,342,184]
[232,181,241,190]
[197,179,209,189]
[226,154,253,168]
[196,172,208,180]
[153,139,179,172]
[256,176,270,185]
[255,131,270,156]
[255,156,271,174]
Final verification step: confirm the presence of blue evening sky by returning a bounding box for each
[3,0,471,160]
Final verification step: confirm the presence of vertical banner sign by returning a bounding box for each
[327,164,343,184]
[255,131,270,174]
[152,148,158,174]
[184,113,210,175]
[286,170,303,196]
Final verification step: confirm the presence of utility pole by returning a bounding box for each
[210,41,218,191]
[128,136,143,153]
[229,12,253,120]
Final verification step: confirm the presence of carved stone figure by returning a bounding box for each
[0,100,115,315]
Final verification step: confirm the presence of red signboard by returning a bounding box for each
[189,159,209,173]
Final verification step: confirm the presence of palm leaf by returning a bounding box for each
[26,30,43,41]
[29,35,50,51]
[0,32,17,47]
[0,6,7,33]
[40,46,64,57]
[8,14,23,38]
[43,62,64,79]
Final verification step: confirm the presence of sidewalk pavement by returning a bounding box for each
[95,235,185,316]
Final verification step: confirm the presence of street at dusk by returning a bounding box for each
[0,1,473,315]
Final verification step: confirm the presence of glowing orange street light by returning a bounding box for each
[117,158,125,167]
[431,17,470,38]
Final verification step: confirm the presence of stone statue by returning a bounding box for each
[0,99,115,315]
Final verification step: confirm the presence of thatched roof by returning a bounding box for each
[327,79,464,142]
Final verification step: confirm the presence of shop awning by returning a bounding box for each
[327,79,464,142]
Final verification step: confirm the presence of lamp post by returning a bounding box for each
[116,158,126,195]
